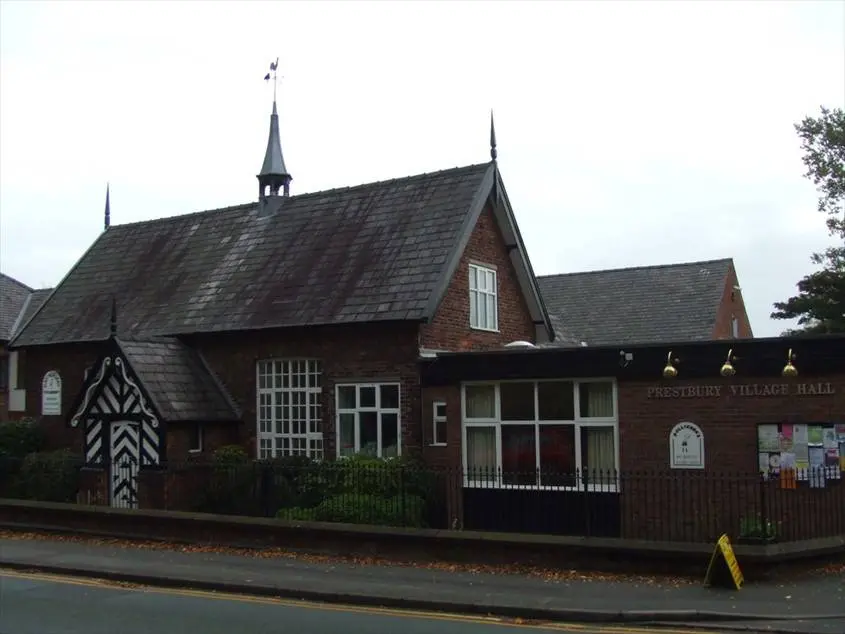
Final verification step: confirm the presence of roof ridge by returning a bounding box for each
[0,272,34,293]
[537,258,733,280]
[106,162,492,232]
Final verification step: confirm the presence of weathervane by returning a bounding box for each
[263,58,280,102]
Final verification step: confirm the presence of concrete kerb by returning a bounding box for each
[5,559,842,627]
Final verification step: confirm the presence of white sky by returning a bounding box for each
[1,0,843,338]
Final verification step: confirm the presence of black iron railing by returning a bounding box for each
[1,456,843,544]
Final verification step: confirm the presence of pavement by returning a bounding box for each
[0,569,737,634]
[0,534,843,634]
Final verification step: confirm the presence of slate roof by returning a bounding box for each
[537,258,733,346]
[0,273,52,342]
[117,338,240,422]
[13,163,503,346]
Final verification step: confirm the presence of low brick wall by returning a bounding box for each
[1,498,843,580]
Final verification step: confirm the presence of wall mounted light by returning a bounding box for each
[720,348,737,377]
[782,348,798,377]
[619,350,634,368]
[662,351,679,379]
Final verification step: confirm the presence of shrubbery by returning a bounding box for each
[10,448,83,502]
[195,447,440,528]
[274,455,437,528]
[0,418,46,459]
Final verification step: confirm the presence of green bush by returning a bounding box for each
[273,456,436,528]
[276,506,319,521]
[0,418,46,459]
[212,445,249,467]
[14,449,82,502]
[193,445,258,515]
[312,493,426,527]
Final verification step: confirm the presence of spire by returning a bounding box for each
[258,58,292,200]
[490,110,497,161]
[104,183,111,230]
[109,296,117,338]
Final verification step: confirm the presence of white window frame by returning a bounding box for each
[256,359,323,460]
[188,423,203,454]
[731,315,740,338]
[432,401,447,446]
[468,263,498,332]
[335,382,401,459]
[461,378,620,493]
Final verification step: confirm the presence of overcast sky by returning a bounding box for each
[1,0,843,338]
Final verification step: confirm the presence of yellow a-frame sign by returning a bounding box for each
[704,534,744,590]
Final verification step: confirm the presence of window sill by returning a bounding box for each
[469,326,500,334]
[429,442,447,447]
[188,449,202,454]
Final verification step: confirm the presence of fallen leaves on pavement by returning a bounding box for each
[0,529,693,586]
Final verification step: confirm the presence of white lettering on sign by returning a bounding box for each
[670,421,705,470]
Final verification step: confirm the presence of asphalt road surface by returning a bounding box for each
[0,569,724,634]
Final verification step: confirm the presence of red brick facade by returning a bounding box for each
[618,376,844,473]
[420,204,535,351]
[712,262,753,339]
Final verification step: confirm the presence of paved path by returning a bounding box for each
[0,535,842,633]
[0,570,705,634]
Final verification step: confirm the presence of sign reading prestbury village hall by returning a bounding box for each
[648,382,836,399]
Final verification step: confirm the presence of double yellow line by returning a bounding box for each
[0,569,710,634]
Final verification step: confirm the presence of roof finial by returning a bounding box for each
[104,183,111,230]
[490,109,497,161]
[258,58,292,200]
[110,296,117,338]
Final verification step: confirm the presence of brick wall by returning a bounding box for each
[19,342,103,450]
[713,263,754,339]
[618,375,845,541]
[192,321,422,459]
[421,204,535,351]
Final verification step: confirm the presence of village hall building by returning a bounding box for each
[7,86,842,539]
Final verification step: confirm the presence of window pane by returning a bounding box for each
[486,294,496,330]
[539,425,576,487]
[579,382,615,418]
[359,386,376,408]
[465,385,495,418]
[501,425,537,486]
[381,412,399,458]
[434,419,447,444]
[478,292,487,327]
[469,266,478,290]
[581,426,616,477]
[538,381,575,420]
[380,384,399,409]
[338,385,356,410]
[466,426,496,481]
[500,382,535,421]
[359,411,378,456]
[434,403,447,418]
[469,290,478,327]
[339,413,356,456]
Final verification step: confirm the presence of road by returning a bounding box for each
[0,569,725,634]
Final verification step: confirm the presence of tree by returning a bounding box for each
[771,107,845,335]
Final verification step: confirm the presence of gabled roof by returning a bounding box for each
[537,258,733,346]
[69,336,240,425]
[117,339,240,422]
[0,273,52,343]
[12,162,554,347]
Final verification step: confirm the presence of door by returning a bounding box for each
[109,421,140,509]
